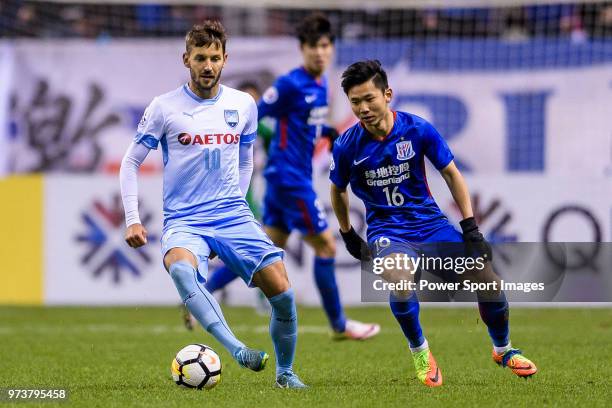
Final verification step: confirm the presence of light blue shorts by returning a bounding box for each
[161,218,284,287]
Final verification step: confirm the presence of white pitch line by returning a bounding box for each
[0,324,368,335]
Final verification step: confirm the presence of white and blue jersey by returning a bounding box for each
[330,111,459,244]
[136,84,282,284]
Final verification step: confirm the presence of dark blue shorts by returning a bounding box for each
[263,184,329,235]
[369,223,467,282]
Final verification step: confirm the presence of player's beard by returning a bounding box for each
[190,68,222,95]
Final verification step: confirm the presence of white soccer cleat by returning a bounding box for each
[333,319,381,340]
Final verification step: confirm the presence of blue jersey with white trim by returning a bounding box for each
[258,67,329,187]
[136,84,258,229]
[330,111,454,240]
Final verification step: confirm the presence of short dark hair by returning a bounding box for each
[341,60,389,94]
[185,20,227,54]
[296,13,335,46]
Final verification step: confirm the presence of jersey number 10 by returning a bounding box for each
[203,148,221,170]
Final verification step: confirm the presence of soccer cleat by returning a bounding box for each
[275,372,307,389]
[235,348,269,372]
[332,319,381,340]
[412,348,443,387]
[180,304,197,331]
[492,348,537,378]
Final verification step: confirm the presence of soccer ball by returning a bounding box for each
[171,344,222,390]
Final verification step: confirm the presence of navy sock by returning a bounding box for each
[313,257,346,332]
[204,265,238,293]
[477,291,510,347]
[389,292,425,349]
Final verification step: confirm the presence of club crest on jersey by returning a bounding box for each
[396,141,415,161]
[224,110,239,128]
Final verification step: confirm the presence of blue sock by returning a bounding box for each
[477,291,510,347]
[204,265,238,293]
[268,288,297,376]
[389,292,425,349]
[313,257,346,332]
[169,261,245,357]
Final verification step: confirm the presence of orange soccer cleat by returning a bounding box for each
[412,348,443,387]
[493,348,538,378]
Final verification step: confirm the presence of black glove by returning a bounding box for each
[460,217,492,261]
[322,127,340,151]
[340,227,371,261]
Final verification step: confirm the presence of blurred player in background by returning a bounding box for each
[207,13,380,340]
[120,21,306,388]
[330,60,537,387]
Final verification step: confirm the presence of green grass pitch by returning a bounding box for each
[1,306,610,407]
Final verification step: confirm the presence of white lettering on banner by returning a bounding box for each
[7,40,611,175]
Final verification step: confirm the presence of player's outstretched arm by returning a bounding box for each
[120,141,151,248]
[330,184,351,233]
[439,161,491,259]
[331,184,370,260]
[439,161,473,220]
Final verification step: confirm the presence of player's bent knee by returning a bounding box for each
[253,261,291,298]
[163,248,197,271]
[316,242,336,258]
[168,261,197,301]
[310,233,337,258]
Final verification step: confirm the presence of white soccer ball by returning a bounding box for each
[171,344,222,390]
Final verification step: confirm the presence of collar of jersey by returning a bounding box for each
[299,66,325,85]
[183,83,224,104]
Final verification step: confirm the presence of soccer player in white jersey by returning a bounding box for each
[119,21,306,389]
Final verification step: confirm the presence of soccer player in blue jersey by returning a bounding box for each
[206,13,380,340]
[119,21,305,388]
[330,60,537,387]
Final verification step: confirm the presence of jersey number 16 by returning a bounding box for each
[383,186,405,206]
